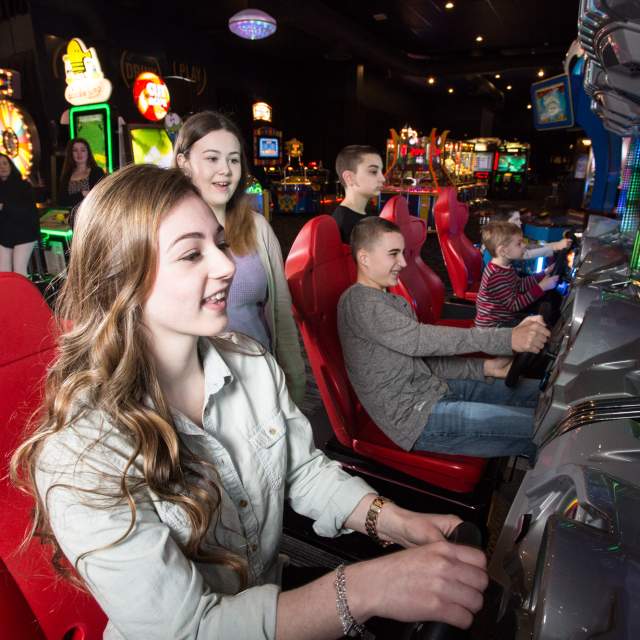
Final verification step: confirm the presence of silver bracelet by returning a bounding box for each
[335,564,367,638]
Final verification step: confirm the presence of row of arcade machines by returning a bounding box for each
[252,126,329,215]
[378,126,530,228]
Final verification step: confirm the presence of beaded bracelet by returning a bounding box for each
[335,564,367,638]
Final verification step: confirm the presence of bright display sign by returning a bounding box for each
[530,74,574,131]
[133,72,170,122]
[63,38,112,106]
[252,101,272,122]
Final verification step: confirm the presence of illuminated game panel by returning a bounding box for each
[129,127,173,167]
[0,99,35,178]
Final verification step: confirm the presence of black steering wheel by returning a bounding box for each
[549,231,578,282]
[504,302,552,389]
[400,522,483,640]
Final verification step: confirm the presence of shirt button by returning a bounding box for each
[269,428,277,435]
[239,499,248,508]
[250,543,258,552]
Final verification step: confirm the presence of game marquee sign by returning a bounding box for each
[63,38,112,106]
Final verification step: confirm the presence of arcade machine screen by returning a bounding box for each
[473,152,493,172]
[498,154,527,173]
[128,125,173,168]
[258,136,279,160]
[70,103,113,173]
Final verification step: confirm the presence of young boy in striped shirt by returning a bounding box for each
[475,221,559,328]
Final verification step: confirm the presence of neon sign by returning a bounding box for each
[252,101,272,122]
[133,72,170,122]
[63,38,112,106]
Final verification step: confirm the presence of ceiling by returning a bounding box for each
[156,0,582,108]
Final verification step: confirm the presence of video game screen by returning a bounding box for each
[258,136,279,159]
[473,152,493,171]
[498,153,526,173]
[75,112,108,172]
[129,126,173,168]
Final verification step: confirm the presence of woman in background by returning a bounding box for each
[174,111,306,406]
[0,152,39,276]
[58,138,105,209]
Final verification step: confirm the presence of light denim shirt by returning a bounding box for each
[36,335,373,640]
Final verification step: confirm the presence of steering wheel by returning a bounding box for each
[504,302,552,389]
[549,231,578,281]
[400,522,483,640]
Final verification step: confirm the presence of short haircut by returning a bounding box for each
[351,216,401,260]
[335,145,381,188]
[481,221,522,257]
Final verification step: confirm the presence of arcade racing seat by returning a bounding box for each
[433,186,483,302]
[284,216,487,493]
[379,195,474,328]
[0,273,107,639]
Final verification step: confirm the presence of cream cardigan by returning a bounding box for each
[252,212,306,406]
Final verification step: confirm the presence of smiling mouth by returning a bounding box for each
[202,289,227,305]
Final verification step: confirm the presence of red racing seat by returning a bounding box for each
[380,195,473,328]
[285,216,487,493]
[433,186,482,302]
[0,273,107,639]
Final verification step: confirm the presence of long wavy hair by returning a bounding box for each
[10,164,247,588]
[173,111,256,255]
[59,137,99,187]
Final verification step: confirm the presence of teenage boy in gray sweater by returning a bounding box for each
[337,217,551,458]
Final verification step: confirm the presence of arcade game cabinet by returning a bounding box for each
[490,141,530,198]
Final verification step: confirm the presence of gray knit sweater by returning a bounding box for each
[337,284,514,450]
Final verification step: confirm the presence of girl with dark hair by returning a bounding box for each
[58,138,105,208]
[11,163,487,640]
[0,153,40,276]
[174,111,306,407]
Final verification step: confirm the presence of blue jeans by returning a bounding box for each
[412,378,539,459]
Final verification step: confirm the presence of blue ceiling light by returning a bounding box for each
[228,9,277,40]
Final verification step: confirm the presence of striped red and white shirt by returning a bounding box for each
[475,261,544,327]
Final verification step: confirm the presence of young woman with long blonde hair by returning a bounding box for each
[173,111,306,407]
[11,164,487,639]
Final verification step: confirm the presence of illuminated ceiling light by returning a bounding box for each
[427,76,436,85]
[373,13,388,21]
[445,1,455,8]
[228,8,277,40]
[494,73,501,79]
[475,35,484,43]
[506,84,512,90]
[527,104,532,109]
[448,87,454,93]
[581,138,592,146]
[537,69,545,77]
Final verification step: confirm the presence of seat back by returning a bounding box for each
[0,273,107,639]
[434,187,482,299]
[285,217,360,447]
[380,195,446,323]
[0,556,46,640]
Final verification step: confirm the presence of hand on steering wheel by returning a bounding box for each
[505,302,552,388]
[401,523,484,640]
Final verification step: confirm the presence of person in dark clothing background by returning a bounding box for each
[58,138,105,209]
[0,153,40,277]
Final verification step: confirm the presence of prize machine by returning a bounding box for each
[121,71,174,169]
[42,38,116,278]
[490,141,530,197]
[0,69,40,182]
[252,103,283,220]
[380,125,438,226]
[275,138,320,214]
[468,138,499,192]
[442,139,479,201]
